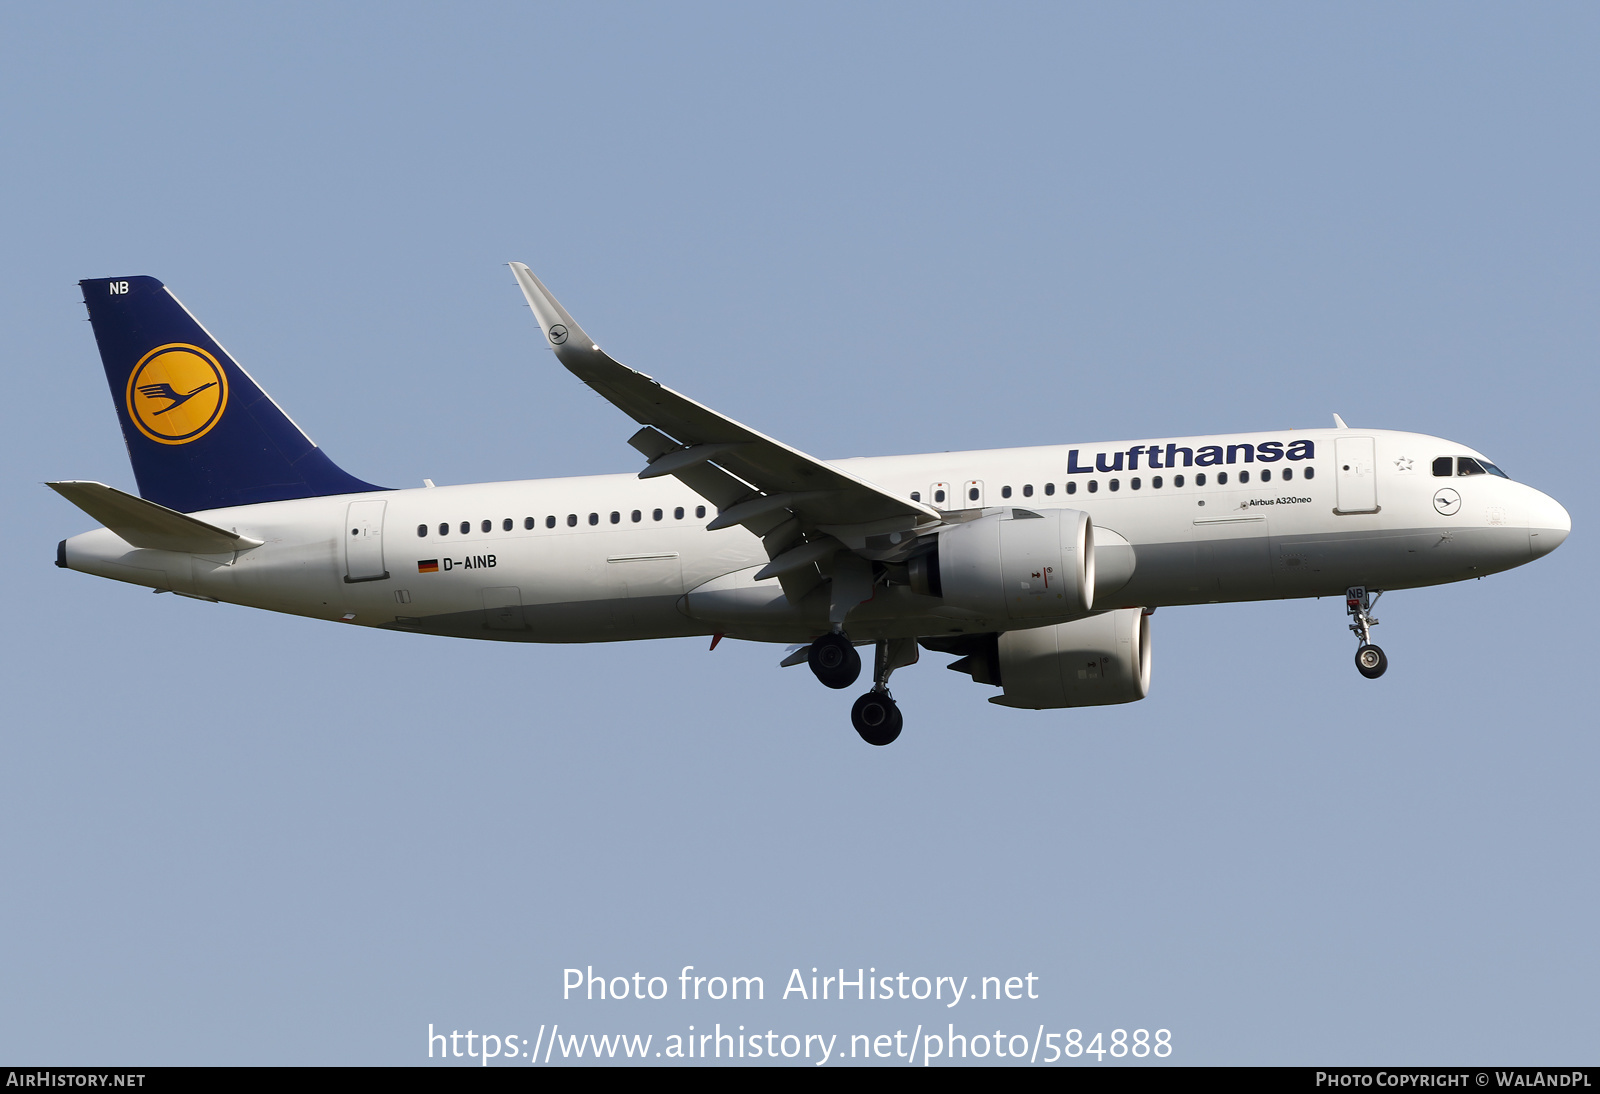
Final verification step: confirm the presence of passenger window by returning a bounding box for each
[631,510,641,523]
[481,519,492,533]
[460,521,470,535]
[1217,472,1228,485]
[1282,468,1292,481]
[911,491,921,502]
[653,508,663,521]
[1044,483,1055,496]
[1304,467,1315,480]
[1432,456,1454,477]
[1109,479,1120,492]
[1131,477,1141,490]
[588,513,599,525]
[1023,484,1033,497]
[567,514,577,527]
[1066,481,1078,495]
[1001,486,1012,499]
[1174,475,1185,488]
[1195,473,1207,487]
[1457,458,1487,476]
[546,516,556,528]
[416,524,427,538]
[502,518,512,532]
[610,511,620,524]
[968,487,979,502]
[1260,469,1270,482]
[1088,480,1099,493]
[934,489,946,503]
[438,523,449,536]
[696,505,706,518]
[674,507,685,520]
[1239,470,1249,484]
[1152,476,1163,489]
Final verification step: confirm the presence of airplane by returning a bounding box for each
[51,267,1572,745]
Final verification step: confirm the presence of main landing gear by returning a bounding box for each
[1346,586,1387,679]
[807,632,861,689]
[848,637,919,747]
[851,691,902,747]
[803,633,918,745]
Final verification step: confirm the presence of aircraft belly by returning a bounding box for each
[1267,525,1532,596]
[382,595,705,643]
[1112,521,1537,608]
[1107,539,1196,607]
[1194,518,1273,602]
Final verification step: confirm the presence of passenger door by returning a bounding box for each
[343,499,389,583]
[1334,437,1379,514]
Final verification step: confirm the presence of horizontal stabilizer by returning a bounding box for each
[47,481,263,554]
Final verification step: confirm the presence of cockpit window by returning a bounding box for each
[1439,455,1510,479]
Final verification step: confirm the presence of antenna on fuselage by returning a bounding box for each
[1332,413,1350,429]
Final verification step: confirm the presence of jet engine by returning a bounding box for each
[908,507,1095,624]
[931,607,1152,709]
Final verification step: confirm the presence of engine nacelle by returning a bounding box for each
[985,608,1152,709]
[909,507,1095,623]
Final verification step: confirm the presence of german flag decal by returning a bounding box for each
[417,559,439,573]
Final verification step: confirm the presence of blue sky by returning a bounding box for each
[2,3,1595,1065]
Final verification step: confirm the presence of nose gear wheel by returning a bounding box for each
[1355,644,1387,679]
[1346,587,1388,680]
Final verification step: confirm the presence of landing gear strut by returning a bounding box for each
[1346,586,1387,679]
[850,638,918,746]
[808,632,861,689]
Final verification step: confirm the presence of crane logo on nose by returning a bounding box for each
[1433,488,1461,516]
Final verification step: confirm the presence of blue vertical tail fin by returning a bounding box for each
[80,275,385,513]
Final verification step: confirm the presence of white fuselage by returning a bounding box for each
[60,428,1570,645]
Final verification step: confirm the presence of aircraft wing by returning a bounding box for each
[509,263,942,550]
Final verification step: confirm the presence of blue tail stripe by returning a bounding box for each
[80,276,386,513]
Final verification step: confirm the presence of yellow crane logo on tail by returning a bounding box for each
[125,343,229,444]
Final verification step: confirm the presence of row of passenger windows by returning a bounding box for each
[911,466,1313,504]
[407,460,1331,538]
[1433,456,1508,479]
[417,505,708,537]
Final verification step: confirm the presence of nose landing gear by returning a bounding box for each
[1346,586,1387,679]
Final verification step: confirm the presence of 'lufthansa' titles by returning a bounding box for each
[1066,439,1314,474]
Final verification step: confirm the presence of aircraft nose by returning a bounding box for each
[1528,489,1571,559]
